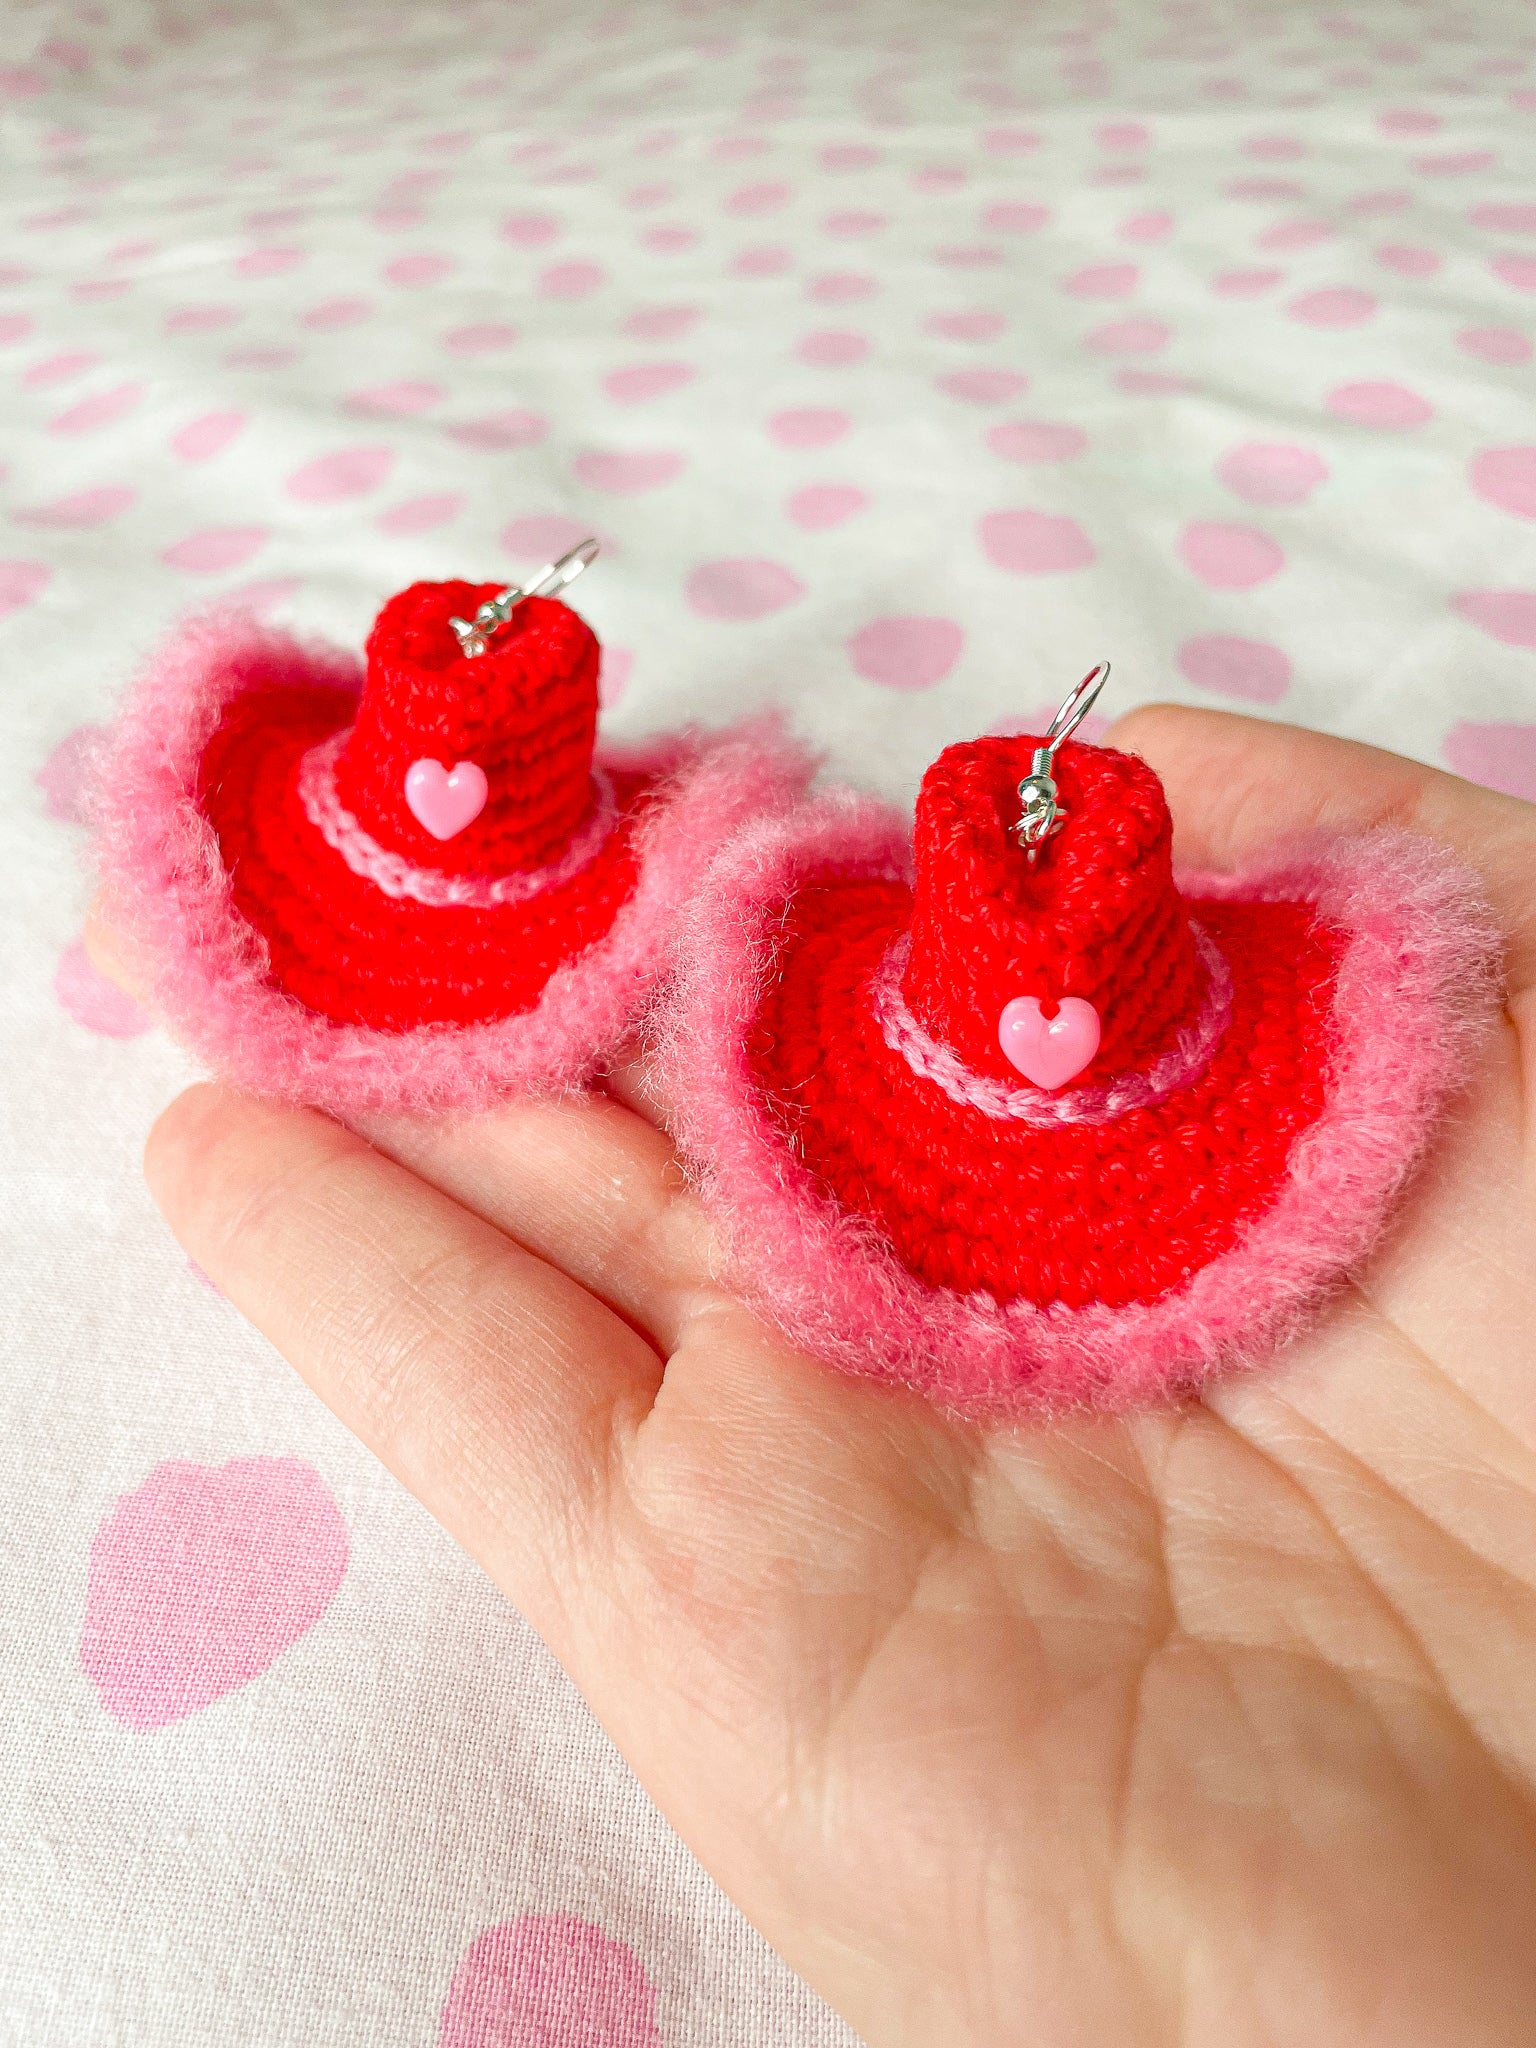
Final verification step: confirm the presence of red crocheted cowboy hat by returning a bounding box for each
[658,721,1498,1414]
[96,555,810,1114]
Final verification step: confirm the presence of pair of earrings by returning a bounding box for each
[94,547,1495,1413]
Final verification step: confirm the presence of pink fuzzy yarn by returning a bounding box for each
[93,609,812,1116]
[653,793,1502,1415]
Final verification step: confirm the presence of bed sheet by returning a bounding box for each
[3,0,1534,2041]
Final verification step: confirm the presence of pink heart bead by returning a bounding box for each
[997,995,1101,1090]
[404,756,488,840]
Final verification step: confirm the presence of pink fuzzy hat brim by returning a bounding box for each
[92,609,814,1117]
[653,792,1503,1416]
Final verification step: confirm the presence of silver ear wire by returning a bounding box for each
[1014,661,1110,862]
[448,536,600,657]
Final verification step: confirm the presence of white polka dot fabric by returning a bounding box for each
[4,0,1534,2040]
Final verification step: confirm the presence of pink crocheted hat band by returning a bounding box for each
[895,725,1214,1102]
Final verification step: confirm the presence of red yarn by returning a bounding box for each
[903,735,1201,1085]
[744,733,1344,1311]
[339,583,600,876]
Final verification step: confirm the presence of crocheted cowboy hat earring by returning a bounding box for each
[659,666,1500,1415]
[95,541,810,1115]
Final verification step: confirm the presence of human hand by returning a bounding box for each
[89,707,1536,2048]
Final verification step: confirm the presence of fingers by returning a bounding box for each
[357,1090,721,1356]
[1108,704,1536,992]
[144,1082,665,1607]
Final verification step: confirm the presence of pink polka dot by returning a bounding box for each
[54,938,149,1038]
[1099,120,1150,152]
[386,252,453,287]
[1442,720,1536,801]
[822,207,888,241]
[1379,107,1439,135]
[236,244,303,278]
[624,181,673,210]
[847,614,962,690]
[501,210,559,246]
[797,328,868,365]
[162,526,269,573]
[23,349,100,388]
[604,361,696,403]
[937,368,1029,405]
[1341,189,1411,216]
[983,201,1049,234]
[982,127,1041,155]
[345,380,441,417]
[1471,203,1536,235]
[172,409,248,460]
[35,722,106,824]
[926,309,1005,342]
[378,493,462,536]
[80,1457,349,1730]
[622,304,700,341]
[1244,132,1304,161]
[166,304,236,333]
[443,322,518,354]
[1493,253,1536,293]
[0,559,51,620]
[286,446,395,502]
[303,297,371,330]
[503,514,601,562]
[539,259,605,299]
[931,244,1002,270]
[71,279,131,305]
[1452,590,1536,648]
[437,1915,661,2048]
[1470,447,1536,521]
[820,142,880,171]
[913,164,967,194]
[988,420,1086,464]
[573,449,685,494]
[1217,440,1328,505]
[807,271,875,303]
[1177,634,1292,703]
[1116,369,1190,395]
[768,407,849,448]
[638,225,698,255]
[1213,268,1283,297]
[1084,317,1169,355]
[16,485,136,528]
[1288,286,1377,326]
[733,244,792,276]
[599,646,633,708]
[712,135,766,163]
[1121,210,1173,242]
[980,510,1096,574]
[1178,521,1285,589]
[1375,242,1441,276]
[446,411,548,451]
[225,346,296,373]
[1415,151,1494,177]
[1257,218,1332,252]
[726,179,790,215]
[686,557,805,621]
[1063,262,1138,297]
[786,484,866,529]
[49,382,144,434]
[1457,325,1531,366]
[1326,379,1433,428]
[0,313,33,345]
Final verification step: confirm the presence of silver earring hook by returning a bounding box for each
[449,536,600,658]
[1014,661,1111,863]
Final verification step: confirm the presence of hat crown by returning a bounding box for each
[901,733,1202,1086]
[335,580,600,874]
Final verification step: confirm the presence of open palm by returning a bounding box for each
[98,706,1536,2048]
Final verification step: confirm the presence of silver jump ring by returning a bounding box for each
[1014,661,1111,862]
[449,537,600,658]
